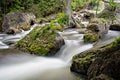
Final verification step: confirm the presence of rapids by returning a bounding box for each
[0,26,120,80]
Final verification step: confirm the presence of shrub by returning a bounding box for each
[112,37,120,46]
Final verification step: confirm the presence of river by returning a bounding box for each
[0,24,120,80]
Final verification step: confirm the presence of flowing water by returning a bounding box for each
[0,25,120,80]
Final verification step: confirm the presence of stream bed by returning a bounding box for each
[0,27,120,80]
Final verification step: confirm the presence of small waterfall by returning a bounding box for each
[0,28,93,80]
[57,29,93,63]
[0,23,48,49]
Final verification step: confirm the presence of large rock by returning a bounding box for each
[71,38,120,80]
[84,32,99,43]
[84,18,109,43]
[88,44,120,80]
[110,24,120,31]
[70,51,96,75]
[16,23,64,56]
[109,13,120,31]
[1,12,36,34]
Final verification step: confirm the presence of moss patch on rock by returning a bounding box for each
[20,23,30,31]
[84,33,99,43]
[16,23,64,56]
[71,36,120,79]
[71,53,95,75]
[87,44,120,80]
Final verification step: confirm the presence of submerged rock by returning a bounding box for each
[16,23,64,56]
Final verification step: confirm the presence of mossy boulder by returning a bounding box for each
[84,33,99,43]
[70,47,101,75]
[1,12,35,34]
[71,37,120,80]
[16,23,64,56]
[87,44,120,80]
[70,53,95,75]
[83,18,109,43]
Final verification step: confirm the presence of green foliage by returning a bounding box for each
[57,13,69,26]
[0,0,65,21]
[71,0,102,11]
[84,33,99,43]
[49,13,69,27]
[109,0,118,10]
[111,37,120,46]
[99,11,116,20]
[100,18,107,24]
[28,0,65,17]
[16,24,60,55]
[93,1,103,12]
[71,0,88,11]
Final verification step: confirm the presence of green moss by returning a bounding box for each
[20,23,30,31]
[16,13,66,55]
[81,54,95,63]
[110,37,120,47]
[84,33,99,43]
[71,0,88,11]
[16,19,64,55]
[100,18,106,24]
[57,13,69,26]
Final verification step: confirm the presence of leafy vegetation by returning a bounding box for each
[0,0,65,21]
[111,37,120,46]
[109,0,119,10]
[71,0,89,11]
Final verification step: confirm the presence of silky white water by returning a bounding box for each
[0,28,93,80]
[0,28,120,80]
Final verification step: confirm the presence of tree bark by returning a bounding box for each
[65,0,80,28]
[65,0,72,25]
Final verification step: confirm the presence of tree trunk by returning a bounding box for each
[65,0,80,28]
[65,0,72,25]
